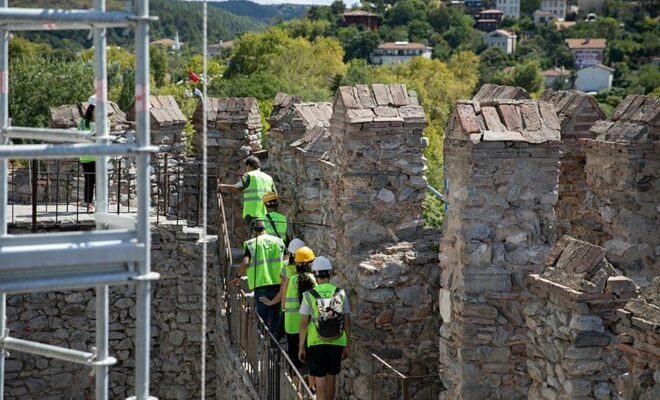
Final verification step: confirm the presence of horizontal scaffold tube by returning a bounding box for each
[0,143,158,159]
[0,7,139,30]
[0,336,102,366]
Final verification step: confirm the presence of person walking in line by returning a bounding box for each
[298,257,351,400]
[258,238,306,339]
[231,219,285,332]
[262,191,292,245]
[77,95,98,213]
[218,155,276,234]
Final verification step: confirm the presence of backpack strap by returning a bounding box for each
[309,288,321,300]
[266,213,281,238]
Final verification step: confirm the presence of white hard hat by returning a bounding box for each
[87,95,96,107]
[288,238,305,254]
[311,256,333,272]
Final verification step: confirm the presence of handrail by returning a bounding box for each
[426,183,445,202]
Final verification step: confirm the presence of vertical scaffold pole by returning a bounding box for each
[134,0,152,399]
[93,1,110,399]
[0,0,9,398]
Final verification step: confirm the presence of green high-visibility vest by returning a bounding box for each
[265,211,287,241]
[77,119,96,163]
[302,283,347,347]
[243,170,274,218]
[244,234,284,291]
[284,273,316,334]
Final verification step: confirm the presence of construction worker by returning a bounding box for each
[231,219,285,332]
[78,95,106,213]
[219,155,276,234]
[262,191,292,245]
[298,257,351,400]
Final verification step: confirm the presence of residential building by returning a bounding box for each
[342,10,380,31]
[540,0,567,21]
[574,64,614,92]
[534,10,556,23]
[475,9,504,32]
[495,0,520,18]
[483,29,517,54]
[370,42,432,65]
[542,67,571,87]
[566,38,607,68]
[208,40,234,57]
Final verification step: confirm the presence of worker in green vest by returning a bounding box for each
[219,155,276,234]
[77,95,98,213]
[263,191,292,245]
[298,257,351,400]
[231,219,285,332]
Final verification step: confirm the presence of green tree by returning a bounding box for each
[150,44,169,87]
[479,46,510,85]
[511,60,544,93]
[337,27,380,61]
[10,58,93,127]
[385,0,428,27]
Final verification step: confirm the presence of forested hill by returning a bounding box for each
[11,0,265,51]
[211,0,310,23]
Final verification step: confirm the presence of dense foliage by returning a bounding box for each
[6,0,658,225]
[12,0,265,53]
[212,0,309,24]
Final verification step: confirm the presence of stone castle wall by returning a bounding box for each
[3,221,255,400]
[439,99,561,399]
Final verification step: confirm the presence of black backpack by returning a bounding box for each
[309,287,345,340]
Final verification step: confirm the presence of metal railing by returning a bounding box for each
[227,285,315,400]
[5,154,221,231]
[371,353,444,400]
[216,188,314,400]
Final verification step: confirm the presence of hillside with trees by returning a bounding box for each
[5,0,658,225]
[12,0,264,53]
[211,0,310,24]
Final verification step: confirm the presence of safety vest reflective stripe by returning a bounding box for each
[284,273,315,335]
[242,170,274,218]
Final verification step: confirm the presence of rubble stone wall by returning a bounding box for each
[525,236,637,400]
[439,99,561,399]
[267,94,333,243]
[614,278,660,400]
[317,84,440,399]
[541,90,606,243]
[192,97,262,245]
[582,94,659,283]
[3,221,255,400]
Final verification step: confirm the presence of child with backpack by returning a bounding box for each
[298,256,351,400]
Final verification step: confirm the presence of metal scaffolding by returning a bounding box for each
[0,1,157,399]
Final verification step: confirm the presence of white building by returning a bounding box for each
[566,38,607,68]
[495,0,520,18]
[540,0,567,21]
[534,10,556,23]
[370,42,432,65]
[574,64,614,93]
[483,30,517,54]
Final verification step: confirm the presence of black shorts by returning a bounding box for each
[307,344,343,377]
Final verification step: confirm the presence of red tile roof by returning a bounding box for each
[565,38,607,50]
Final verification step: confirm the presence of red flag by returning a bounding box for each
[188,70,200,84]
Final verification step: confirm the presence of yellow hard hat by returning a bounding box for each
[263,192,278,203]
[294,246,315,263]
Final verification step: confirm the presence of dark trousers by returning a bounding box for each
[254,285,280,333]
[81,161,96,204]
